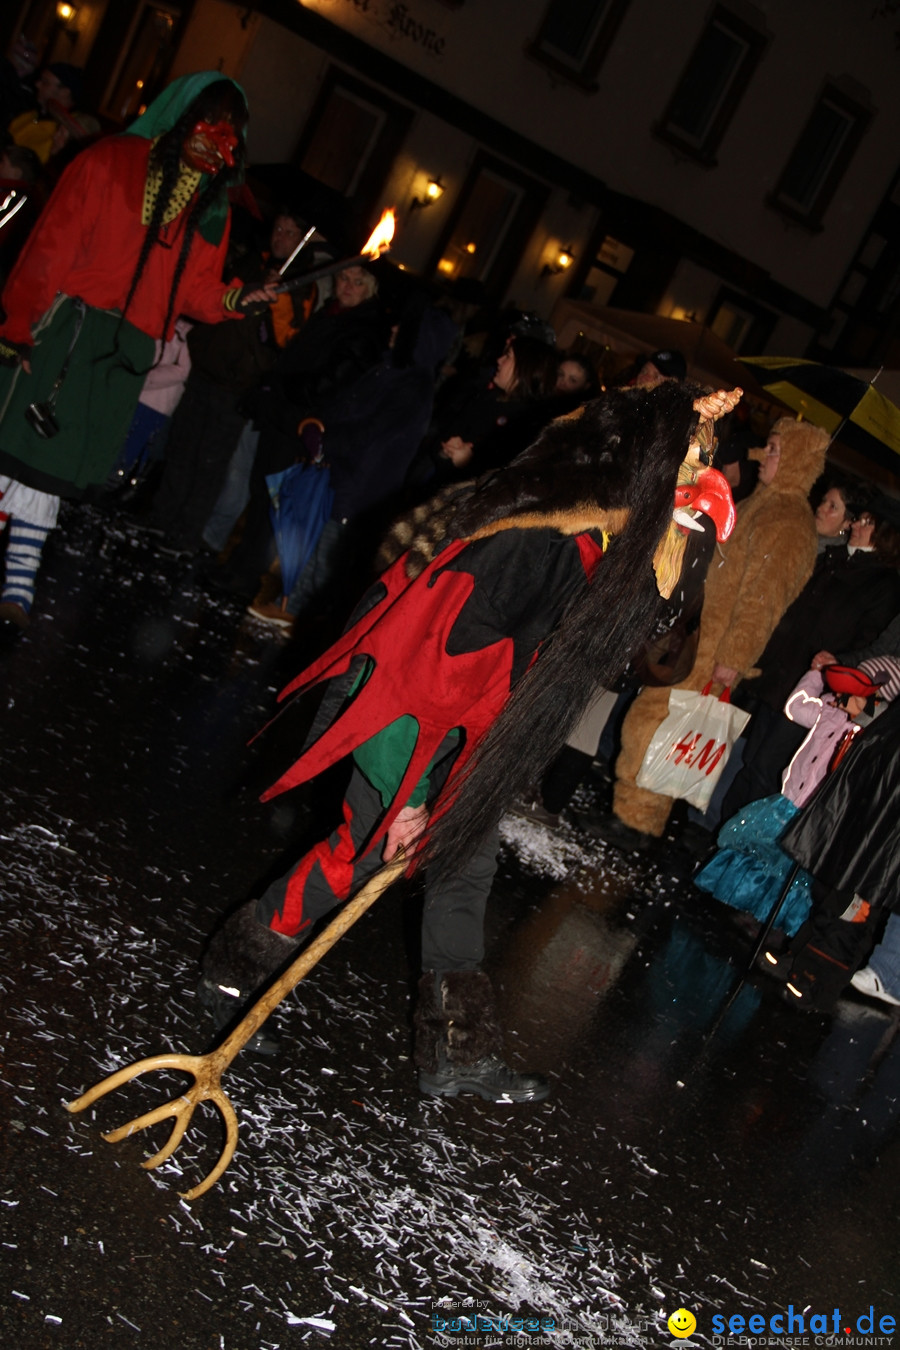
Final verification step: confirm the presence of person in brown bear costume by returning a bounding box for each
[599,416,830,850]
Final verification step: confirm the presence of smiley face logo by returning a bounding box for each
[667,1308,697,1339]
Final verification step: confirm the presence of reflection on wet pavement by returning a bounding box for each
[1,504,898,1348]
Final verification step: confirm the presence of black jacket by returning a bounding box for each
[318,306,457,523]
[782,697,900,909]
[742,544,900,711]
[251,297,386,478]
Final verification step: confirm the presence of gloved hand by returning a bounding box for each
[223,282,280,316]
[0,337,30,367]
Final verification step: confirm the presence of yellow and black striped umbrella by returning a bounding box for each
[740,356,900,472]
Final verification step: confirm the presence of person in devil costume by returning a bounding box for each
[200,382,740,1100]
[0,71,275,628]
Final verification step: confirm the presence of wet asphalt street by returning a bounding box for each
[1,502,899,1350]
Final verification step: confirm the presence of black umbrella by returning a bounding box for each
[740,356,900,474]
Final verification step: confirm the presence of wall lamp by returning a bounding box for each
[56,2,78,21]
[411,176,445,210]
[541,245,575,279]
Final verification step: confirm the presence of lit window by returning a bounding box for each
[427,152,547,300]
[432,172,523,282]
[655,5,769,162]
[770,83,873,227]
[528,0,630,90]
[707,290,775,353]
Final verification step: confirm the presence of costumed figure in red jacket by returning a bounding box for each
[0,71,275,629]
[200,383,741,1101]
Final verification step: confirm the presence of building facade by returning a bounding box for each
[5,0,900,368]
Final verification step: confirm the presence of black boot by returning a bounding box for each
[577,811,656,853]
[414,970,550,1103]
[198,899,302,1055]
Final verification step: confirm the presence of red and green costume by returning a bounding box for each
[0,72,244,497]
[256,526,604,942]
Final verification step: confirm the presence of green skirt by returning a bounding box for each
[0,296,154,497]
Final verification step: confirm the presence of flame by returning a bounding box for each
[362,209,396,258]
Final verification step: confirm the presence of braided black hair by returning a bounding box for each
[121,80,246,341]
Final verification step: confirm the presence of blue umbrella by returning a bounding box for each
[265,460,334,598]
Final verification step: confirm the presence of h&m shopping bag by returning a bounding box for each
[636,683,750,810]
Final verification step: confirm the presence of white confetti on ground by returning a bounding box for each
[1,811,679,1348]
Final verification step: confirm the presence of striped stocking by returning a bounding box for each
[2,518,51,614]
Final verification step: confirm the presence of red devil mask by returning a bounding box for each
[674,467,736,542]
[182,119,238,174]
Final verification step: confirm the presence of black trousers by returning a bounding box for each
[786,878,882,1008]
[256,768,500,973]
[540,745,592,814]
[720,699,806,821]
[151,371,247,551]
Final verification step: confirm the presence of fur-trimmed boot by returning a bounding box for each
[414,970,550,1103]
[198,899,302,1056]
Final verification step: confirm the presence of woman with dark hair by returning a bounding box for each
[850,501,900,568]
[555,351,600,398]
[812,478,862,552]
[462,332,559,473]
[405,333,559,496]
[0,72,273,627]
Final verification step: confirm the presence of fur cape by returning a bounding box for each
[263,384,718,879]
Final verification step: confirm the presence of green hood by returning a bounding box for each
[125,71,247,244]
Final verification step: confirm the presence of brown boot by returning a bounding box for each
[198,900,302,1054]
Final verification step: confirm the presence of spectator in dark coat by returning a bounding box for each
[247,299,458,629]
[138,212,333,555]
[771,691,900,1010]
[211,265,387,598]
[404,333,559,498]
[721,491,900,819]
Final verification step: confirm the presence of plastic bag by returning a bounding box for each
[636,683,750,809]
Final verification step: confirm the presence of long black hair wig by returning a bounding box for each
[424,381,704,877]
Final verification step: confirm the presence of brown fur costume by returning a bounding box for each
[613,417,830,837]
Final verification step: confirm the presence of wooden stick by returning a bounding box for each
[65,855,407,1199]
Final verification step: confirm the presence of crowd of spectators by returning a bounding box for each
[1,46,101,289]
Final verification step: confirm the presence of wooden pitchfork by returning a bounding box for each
[65,855,406,1200]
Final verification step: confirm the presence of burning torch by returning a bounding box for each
[271,207,396,294]
[236,209,396,312]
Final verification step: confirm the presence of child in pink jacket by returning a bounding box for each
[694,662,891,936]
